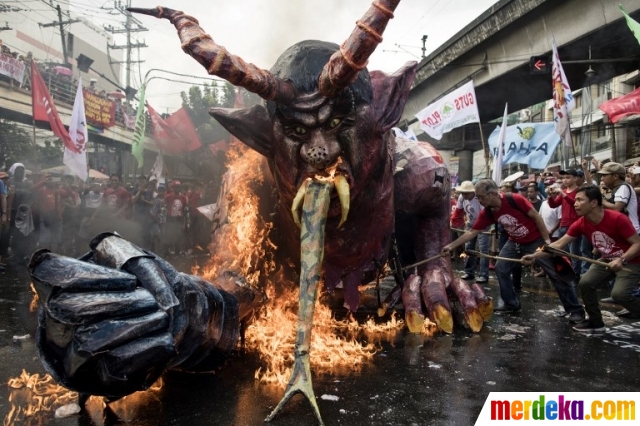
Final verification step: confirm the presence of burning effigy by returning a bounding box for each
[20,1,494,424]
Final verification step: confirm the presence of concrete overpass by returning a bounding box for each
[401,0,640,159]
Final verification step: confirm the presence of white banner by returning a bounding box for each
[0,53,26,84]
[492,103,508,183]
[415,80,480,140]
[551,36,575,146]
[64,78,88,182]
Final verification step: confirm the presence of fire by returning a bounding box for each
[3,371,163,425]
[4,370,77,425]
[28,283,38,313]
[197,142,406,387]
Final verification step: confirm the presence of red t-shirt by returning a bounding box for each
[103,187,131,211]
[472,193,541,244]
[165,193,188,217]
[36,187,59,216]
[547,188,578,227]
[567,209,640,264]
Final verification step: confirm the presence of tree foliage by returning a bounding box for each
[0,119,66,171]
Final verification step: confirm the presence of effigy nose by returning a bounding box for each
[300,134,339,170]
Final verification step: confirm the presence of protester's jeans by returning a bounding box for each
[579,263,640,326]
[496,237,583,312]
[558,226,583,275]
[464,225,489,279]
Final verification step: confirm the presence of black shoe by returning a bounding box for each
[475,276,488,283]
[460,273,475,280]
[567,311,586,323]
[554,310,570,318]
[572,320,606,334]
[600,297,615,303]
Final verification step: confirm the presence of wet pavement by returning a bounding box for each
[1,257,639,426]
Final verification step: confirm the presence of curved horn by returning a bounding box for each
[128,7,296,105]
[318,0,401,98]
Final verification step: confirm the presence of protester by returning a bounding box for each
[164,181,188,255]
[150,184,168,254]
[33,176,63,253]
[3,163,36,265]
[598,162,640,233]
[442,179,585,321]
[547,168,583,274]
[524,185,640,333]
[452,180,489,283]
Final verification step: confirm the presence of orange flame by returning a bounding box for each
[3,371,163,425]
[198,142,407,387]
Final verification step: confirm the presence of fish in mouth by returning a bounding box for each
[267,162,349,425]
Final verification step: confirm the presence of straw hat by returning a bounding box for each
[455,180,475,193]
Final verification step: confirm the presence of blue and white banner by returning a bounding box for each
[488,122,561,170]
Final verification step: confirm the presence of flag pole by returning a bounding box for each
[477,122,491,178]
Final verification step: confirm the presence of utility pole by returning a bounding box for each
[105,0,147,102]
[421,35,428,60]
[39,4,80,66]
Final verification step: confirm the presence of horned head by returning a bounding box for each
[128,0,401,105]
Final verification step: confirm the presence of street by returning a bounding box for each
[1,258,639,426]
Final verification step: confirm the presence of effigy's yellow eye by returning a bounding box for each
[329,118,342,128]
[295,126,307,135]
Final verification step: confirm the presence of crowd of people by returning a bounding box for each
[0,163,217,271]
[446,158,640,334]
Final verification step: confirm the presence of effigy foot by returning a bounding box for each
[264,352,323,425]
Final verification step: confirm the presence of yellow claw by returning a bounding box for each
[334,174,350,228]
[291,178,311,227]
[431,304,454,334]
[405,310,425,333]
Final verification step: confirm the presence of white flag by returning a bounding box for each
[150,150,164,184]
[64,78,88,181]
[415,80,480,140]
[551,36,575,146]
[492,103,508,183]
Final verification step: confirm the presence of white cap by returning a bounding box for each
[90,78,97,83]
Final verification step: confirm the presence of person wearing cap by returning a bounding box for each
[452,180,489,283]
[442,179,584,319]
[547,168,583,275]
[598,162,640,234]
[524,185,640,332]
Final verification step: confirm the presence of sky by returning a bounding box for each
[97,0,499,112]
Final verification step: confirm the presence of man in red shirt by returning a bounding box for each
[547,168,583,274]
[443,179,584,319]
[525,185,640,333]
[101,174,131,219]
[164,181,188,254]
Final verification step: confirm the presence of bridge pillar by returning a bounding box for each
[457,150,474,182]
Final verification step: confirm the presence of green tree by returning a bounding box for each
[0,119,35,170]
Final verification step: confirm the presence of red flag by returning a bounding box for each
[165,107,202,152]
[209,140,228,156]
[599,86,640,123]
[147,103,182,154]
[31,60,79,153]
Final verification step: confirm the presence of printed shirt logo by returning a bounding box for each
[592,231,624,259]
[498,214,529,239]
